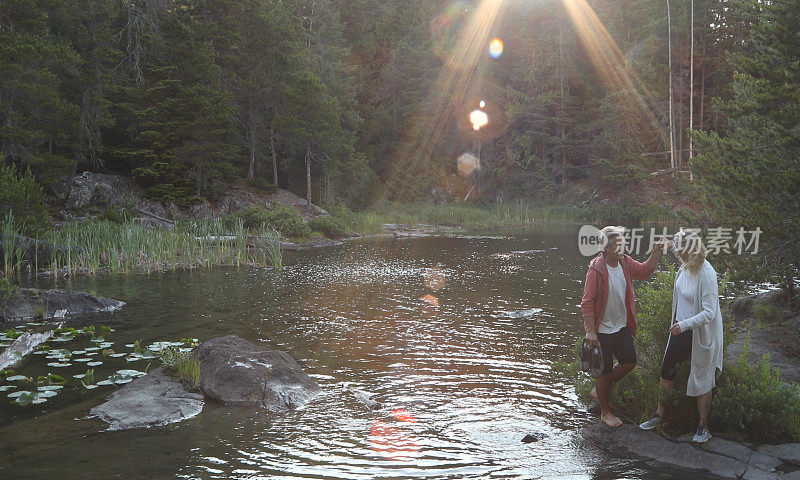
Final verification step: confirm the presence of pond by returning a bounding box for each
[0,225,718,479]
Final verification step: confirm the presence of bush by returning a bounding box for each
[711,349,800,443]
[267,205,310,239]
[0,162,50,236]
[227,205,310,238]
[752,303,780,323]
[229,205,272,230]
[99,206,132,224]
[159,346,200,388]
[245,177,277,194]
[0,276,18,310]
[308,215,350,238]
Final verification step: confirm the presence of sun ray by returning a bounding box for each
[381,0,505,200]
[560,0,669,154]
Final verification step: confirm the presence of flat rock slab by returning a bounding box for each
[758,444,800,466]
[1,288,125,322]
[191,335,321,412]
[90,367,203,431]
[580,423,795,480]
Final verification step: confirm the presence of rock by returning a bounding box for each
[702,437,781,471]
[0,330,54,370]
[191,335,321,412]
[90,367,204,431]
[67,172,138,210]
[347,387,381,410]
[757,444,800,466]
[729,288,790,315]
[1,288,125,322]
[780,471,800,480]
[581,423,748,479]
[521,433,542,443]
[740,465,780,480]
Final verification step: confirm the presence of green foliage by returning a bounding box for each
[159,346,201,388]
[0,163,50,236]
[245,177,278,195]
[266,205,310,239]
[711,351,800,443]
[307,215,350,238]
[98,206,131,224]
[228,206,272,231]
[693,0,800,287]
[0,276,19,309]
[751,303,780,323]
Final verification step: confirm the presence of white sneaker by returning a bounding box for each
[693,425,712,443]
[639,413,662,430]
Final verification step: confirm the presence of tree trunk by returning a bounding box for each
[666,0,676,174]
[270,125,278,187]
[248,102,256,180]
[305,146,312,213]
[688,0,694,181]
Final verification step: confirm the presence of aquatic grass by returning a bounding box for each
[159,346,200,388]
[349,200,684,231]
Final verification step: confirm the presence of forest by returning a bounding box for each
[1,0,798,271]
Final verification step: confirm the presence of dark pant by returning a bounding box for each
[661,326,693,380]
[597,327,637,375]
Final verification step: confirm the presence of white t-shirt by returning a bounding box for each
[675,269,698,324]
[598,262,627,334]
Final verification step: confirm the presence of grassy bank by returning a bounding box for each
[339,200,696,234]
[1,214,283,277]
[551,266,800,443]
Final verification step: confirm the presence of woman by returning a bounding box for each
[638,229,723,443]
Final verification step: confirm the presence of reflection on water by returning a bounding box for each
[0,226,716,479]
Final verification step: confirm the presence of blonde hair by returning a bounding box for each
[674,230,707,274]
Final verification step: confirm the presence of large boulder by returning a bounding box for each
[191,335,321,412]
[90,367,204,431]
[1,288,125,322]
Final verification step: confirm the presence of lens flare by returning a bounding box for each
[457,152,480,176]
[479,100,486,108]
[423,267,446,291]
[489,37,504,58]
[469,109,488,130]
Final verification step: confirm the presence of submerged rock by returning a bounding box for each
[580,423,795,480]
[90,367,204,431]
[191,335,321,412]
[1,288,125,322]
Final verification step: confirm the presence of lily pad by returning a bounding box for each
[109,353,126,358]
[38,385,63,391]
[73,358,92,362]
[47,362,72,368]
[87,361,103,367]
[84,384,98,390]
[5,375,28,381]
[36,390,58,398]
[96,380,113,386]
[8,390,32,398]
[73,374,85,379]
[0,385,16,392]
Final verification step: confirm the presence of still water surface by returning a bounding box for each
[1,225,715,479]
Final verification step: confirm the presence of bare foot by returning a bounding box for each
[591,387,598,400]
[601,411,623,428]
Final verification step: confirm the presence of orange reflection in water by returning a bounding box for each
[419,294,440,307]
[370,410,420,461]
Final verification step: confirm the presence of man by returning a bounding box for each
[580,226,666,427]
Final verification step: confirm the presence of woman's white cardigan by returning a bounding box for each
[672,260,724,397]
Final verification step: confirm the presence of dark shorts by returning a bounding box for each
[661,326,693,380]
[596,326,637,375]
